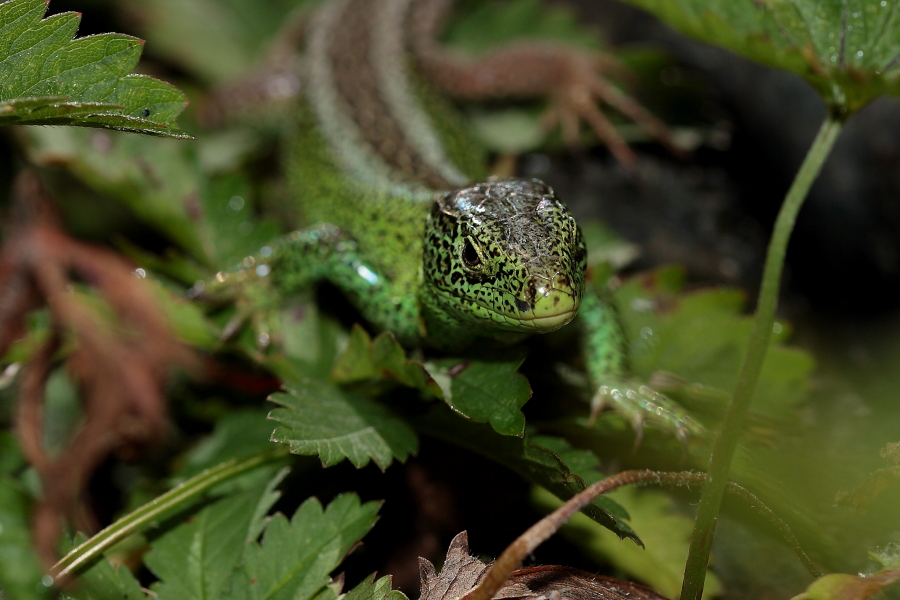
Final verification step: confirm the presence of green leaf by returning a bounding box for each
[24,127,207,259]
[268,298,348,381]
[59,534,144,600]
[835,467,900,513]
[0,0,189,136]
[614,267,814,424]
[835,441,900,512]
[532,486,721,600]
[870,543,900,569]
[42,368,82,457]
[201,175,283,271]
[342,575,408,600]
[445,0,601,54]
[123,0,313,83]
[179,409,280,479]
[427,352,532,437]
[330,326,530,437]
[24,127,281,267]
[331,326,442,397]
[466,107,546,154]
[790,568,900,600]
[580,219,641,271]
[0,430,26,474]
[269,379,418,469]
[0,473,51,600]
[222,494,381,600]
[148,279,220,349]
[145,471,285,600]
[618,0,900,113]
[415,408,640,544]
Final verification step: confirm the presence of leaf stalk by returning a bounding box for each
[51,446,290,582]
[679,115,844,600]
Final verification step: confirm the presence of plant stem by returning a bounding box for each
[51,446,290,581]
[679,115,844,600]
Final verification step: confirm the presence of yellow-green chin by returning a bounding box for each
[508,289,580,332]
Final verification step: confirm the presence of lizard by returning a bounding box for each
[205,0,701,440]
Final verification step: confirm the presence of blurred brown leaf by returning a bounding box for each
[0,170,192,566]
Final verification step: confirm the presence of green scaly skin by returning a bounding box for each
[209,0,701,439]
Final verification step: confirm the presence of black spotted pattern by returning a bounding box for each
[422,178,587,331]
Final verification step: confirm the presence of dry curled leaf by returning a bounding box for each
[417,470,819,600]
[420,532,668,600]
[0,171,192,565]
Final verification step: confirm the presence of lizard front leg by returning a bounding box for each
[579,288,702,443]
[199,223,420,349]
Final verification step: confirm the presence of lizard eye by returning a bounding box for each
[462,238,482,268]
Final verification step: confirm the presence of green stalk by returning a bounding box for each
[679,115,844,600]
[51,446,290,580]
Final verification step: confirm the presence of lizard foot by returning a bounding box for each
[539,52,683,168]
[590,381,703,447]
[190,263,282,353]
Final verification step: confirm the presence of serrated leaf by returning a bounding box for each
[59,534,144,600]
[222,494,381,600]
[342,575,408,600]
[619,0,900,113]
[145,471,286,600]
[415,408,640,544]
[532,486,721,600]
[427,352,532,437]
[330,326,529,436]
[269,379,418,469]
[614,267,814,424]
[0,0,189,136]
[331,326,442,398]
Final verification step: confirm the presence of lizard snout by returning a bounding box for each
[514,274,579,331]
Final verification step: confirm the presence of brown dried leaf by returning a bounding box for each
[419,532,668,600]
[0,170,192,565]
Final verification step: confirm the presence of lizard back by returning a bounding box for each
[288,0,487,284]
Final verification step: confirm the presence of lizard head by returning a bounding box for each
[423,178,586,334]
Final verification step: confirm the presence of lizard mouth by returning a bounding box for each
[474,280,578,332]
[508,288,579,331]
[514,307,577,330]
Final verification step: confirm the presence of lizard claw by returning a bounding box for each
[192,265,282,353]
[539,52,684,168]
[590,381,702,446]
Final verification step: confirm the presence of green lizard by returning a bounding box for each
[208,0,700,439]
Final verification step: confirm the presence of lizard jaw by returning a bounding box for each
[513,288,579,332]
